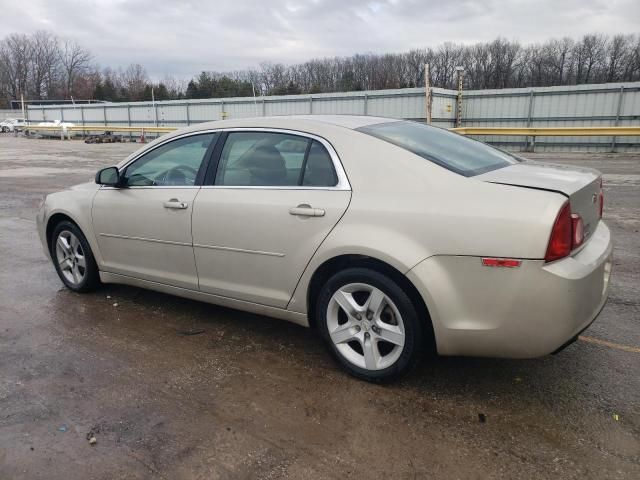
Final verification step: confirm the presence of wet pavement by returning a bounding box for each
[0,135,638,479]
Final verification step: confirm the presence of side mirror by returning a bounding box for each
[95,166,121,187]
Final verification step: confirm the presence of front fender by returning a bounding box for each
[39,183,103,266]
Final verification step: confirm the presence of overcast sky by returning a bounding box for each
[3,0,639,80]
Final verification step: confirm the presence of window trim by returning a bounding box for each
[202,127,351,191]
[103,130,222,190]
[104,127,351,191]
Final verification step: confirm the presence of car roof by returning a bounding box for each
[189,115,401,132]
[277,115,401,129]
[119,115,403,166]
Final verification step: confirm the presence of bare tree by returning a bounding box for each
[0,33,31,99]
[60,39,91,98]
[161,75,186,99]
[30,31,60,99]
[605,35,632,82]
[574,34,606,84]
[120,63,148,101]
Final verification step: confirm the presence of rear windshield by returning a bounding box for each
[357,121,520,176]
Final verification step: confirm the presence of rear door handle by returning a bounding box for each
[289,204,325,217]
[163,199,189,209]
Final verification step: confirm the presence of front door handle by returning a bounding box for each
[163,199,188,209]
[289,204,325,217]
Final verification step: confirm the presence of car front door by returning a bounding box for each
[92,132,218,289]
[192,129,351,308]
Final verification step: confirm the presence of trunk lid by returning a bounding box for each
[477,161,602,242]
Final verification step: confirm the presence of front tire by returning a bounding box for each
[316,268,424,383]
[51,221,100,292]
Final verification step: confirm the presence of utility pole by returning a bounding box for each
[152,87,158,127]
[424,63,432,124]
[251,82,258,117]
[455,66,465,128]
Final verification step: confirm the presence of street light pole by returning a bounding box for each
[455,66,465,128]
[424,63,432,125]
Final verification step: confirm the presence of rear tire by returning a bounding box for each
[51,221,100,293]
[316,267,424,383]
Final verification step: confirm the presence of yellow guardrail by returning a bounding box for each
[25,125,176,133]
[450,126,640,136]
[23,124,640,136]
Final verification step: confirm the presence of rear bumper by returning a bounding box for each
[407,221,612,358]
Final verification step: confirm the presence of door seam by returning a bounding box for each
[285,190,353,311]
[191,187,202,291]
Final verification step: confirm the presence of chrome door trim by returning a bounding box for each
[116,127,351,191]
[193,243,285,257]
[98,232,192,247]
[118,130,223,171]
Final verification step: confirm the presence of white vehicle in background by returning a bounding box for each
[0,118,26,132]
[33,120,77,138]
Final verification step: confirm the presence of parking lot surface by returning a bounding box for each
[0,135,638,479]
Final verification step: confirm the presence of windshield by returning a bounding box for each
[357,121,520,176]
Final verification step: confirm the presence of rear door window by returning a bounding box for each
[214,132,338,187]
[302,140,338,186]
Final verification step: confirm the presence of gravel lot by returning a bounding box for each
[0,135,638,479]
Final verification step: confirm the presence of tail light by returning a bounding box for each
[545,202,572,262]
[545,201,586,262]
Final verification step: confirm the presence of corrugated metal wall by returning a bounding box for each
[24,87,457,128]
[26,82,640,151]
[0,109,20,121]
[462,83,640,151]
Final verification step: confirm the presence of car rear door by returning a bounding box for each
[192,129,351,308]
[92,132,218,289]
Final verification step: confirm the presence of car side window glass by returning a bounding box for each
[124,133,216,187]
[302,140,338,187]
[215,132,310,186]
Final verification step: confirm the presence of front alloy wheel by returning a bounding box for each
[317,267,424,382]
[55,230,87,285]
[51,220,100,292]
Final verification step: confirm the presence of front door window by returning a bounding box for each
[124,133,216,186]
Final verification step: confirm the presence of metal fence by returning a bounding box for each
[0,109,19,121]
[25,82,640,152]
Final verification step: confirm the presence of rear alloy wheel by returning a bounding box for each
[51,221,100,292]
[317,268,424,382]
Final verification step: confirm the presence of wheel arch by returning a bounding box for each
[306,254,436,354]
[46,213,81,256]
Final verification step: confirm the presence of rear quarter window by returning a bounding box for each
[357,121,520,176]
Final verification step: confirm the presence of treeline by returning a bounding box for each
[231,34,640,94]
[0,31,185,105]
[1,31,639,107]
